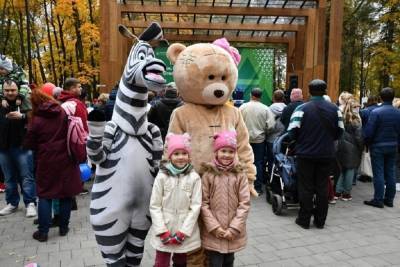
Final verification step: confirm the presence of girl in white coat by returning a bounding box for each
[149,133,202,267]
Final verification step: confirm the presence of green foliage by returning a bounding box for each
[340,0,400,97]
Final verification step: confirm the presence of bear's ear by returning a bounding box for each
[167,43,186,64]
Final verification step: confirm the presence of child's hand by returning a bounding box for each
[1,99,8,108]
[16,99,22,106]
[159,231,172,245]
[169,231,185,245]
[223,228,239,241]
[213,227,226,239]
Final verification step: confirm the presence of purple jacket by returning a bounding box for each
[24,101,82,198]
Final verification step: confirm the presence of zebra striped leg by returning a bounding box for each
[125,228,149,267]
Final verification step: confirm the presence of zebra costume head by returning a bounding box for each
[113,23,167,136]
[119,22,167,92]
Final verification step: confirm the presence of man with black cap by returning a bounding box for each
[288,79,344,229]
[148,82,183,141]
[239,88,275,195]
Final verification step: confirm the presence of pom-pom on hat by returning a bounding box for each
[213,130,237,152]
[290,88,303,102]
[166,133,191,158]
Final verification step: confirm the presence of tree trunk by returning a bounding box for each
[57,14,68,81]
[1,18,11,54]
[24,0,33,83]
[72,1,84,72]
[17,10,26,67]
[30,17,46,82]
[43,0,58,83]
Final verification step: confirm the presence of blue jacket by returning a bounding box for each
[104,87,118,121]
[360,104,379,128]
[363,102,400,148]
[288,96,344,158]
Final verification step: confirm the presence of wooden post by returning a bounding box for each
[315,0,326,80]
[302,9,317,100]
[100,0,128,92]
[294,29,305,94]
[327,0,344,102]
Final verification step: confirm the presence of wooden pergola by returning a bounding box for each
[100,0,344,100]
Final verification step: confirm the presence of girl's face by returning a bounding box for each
[170,149,190,169]
[216,147,236,165]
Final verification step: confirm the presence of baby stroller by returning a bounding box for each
[265,132,298,215]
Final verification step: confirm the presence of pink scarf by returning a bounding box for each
[213,158,237,172]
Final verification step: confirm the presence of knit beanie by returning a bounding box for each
[213,130,237,152]
[165,87,178,99]
[166,133,191,158]
[290,88,303,102]
[0,55,13,73]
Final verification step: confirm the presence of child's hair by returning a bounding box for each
[166,133,191,158]
[213,130,237,152]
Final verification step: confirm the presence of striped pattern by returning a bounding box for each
[87,31,165,267]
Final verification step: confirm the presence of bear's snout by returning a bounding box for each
[214,90,225,98]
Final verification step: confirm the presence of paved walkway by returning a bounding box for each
[0,181,400,267]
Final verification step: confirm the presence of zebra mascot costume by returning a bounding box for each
[87,23,166,267]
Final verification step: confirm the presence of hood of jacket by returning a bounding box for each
[58,90,79,103]
[199,161,244,176]
[36,101,63,118]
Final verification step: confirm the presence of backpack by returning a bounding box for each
[61,101,88,163]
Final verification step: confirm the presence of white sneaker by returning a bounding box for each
[26,203,37,217]
[0,204,17,216]
[396,183,400,192]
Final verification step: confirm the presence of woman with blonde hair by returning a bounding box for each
[335,99,363,201]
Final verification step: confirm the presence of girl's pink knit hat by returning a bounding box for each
[213,130,237,152]
[166,133,191,158]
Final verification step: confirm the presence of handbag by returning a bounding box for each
[358,148,373,177]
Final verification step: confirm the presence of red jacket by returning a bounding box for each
[24,101,82,198]
[58,91,88,132]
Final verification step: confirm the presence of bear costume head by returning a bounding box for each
[167,38,240,105]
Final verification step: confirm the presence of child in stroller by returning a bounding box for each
[265,132,298,215]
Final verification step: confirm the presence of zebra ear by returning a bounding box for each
[118,24,139,42]
[167,43,186,65]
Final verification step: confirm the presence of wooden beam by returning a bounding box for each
[327,0,344,101]
[164,34,293,43]
[302,9,317,99]
[120,4,312,17]
[315,0,326,79]
[125,21,305,32]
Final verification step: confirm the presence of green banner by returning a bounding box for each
[155,47,274,105]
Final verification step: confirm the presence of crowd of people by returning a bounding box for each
[1,52,400,267]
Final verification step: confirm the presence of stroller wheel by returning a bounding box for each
[265,186,272,204]
[272,194,283,215]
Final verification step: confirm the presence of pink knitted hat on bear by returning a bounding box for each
[213,130,237,152]
[166,133,191,158]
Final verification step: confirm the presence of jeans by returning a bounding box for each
[207,250,234,267]
[370,146,397,204]
[296,158,330,226]
[251,142,266,192]
[0,148,35,207]
[154,250,186,267]
[38,198,72,234]
[336,168,355,194]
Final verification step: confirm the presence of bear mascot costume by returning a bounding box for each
[167,38,257,266]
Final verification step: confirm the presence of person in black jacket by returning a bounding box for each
[148,82,183,141]
[0,79,36,217]
[104,83,118,121]
[281,88,304,130]
[287,79,344,229]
